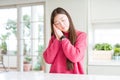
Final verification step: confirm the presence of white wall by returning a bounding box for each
[88,0,120,75]
[0,0,45,6]
[45,0,88,73]
[91,0,120,20]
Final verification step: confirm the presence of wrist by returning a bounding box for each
[60,35,66,40]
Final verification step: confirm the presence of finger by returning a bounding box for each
[53,24,57,34]
[53,24,59,39]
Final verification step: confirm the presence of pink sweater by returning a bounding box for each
[43,31,87,74]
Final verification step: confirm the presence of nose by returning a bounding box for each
[59,21,64,27]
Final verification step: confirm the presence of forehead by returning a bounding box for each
[54,14,68,21]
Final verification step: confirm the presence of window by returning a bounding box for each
[0,8,17,55]
[93,23,120,46]
[21,5,44,71]
[0,4,44,71]
[88,22,120,66]
[0,8,17,70]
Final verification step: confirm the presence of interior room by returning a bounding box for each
[0,0,120,80]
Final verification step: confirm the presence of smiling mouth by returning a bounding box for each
[61,26,65,29]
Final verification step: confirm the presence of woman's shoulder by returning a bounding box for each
[51,35,56,41]
[75,30,87,36]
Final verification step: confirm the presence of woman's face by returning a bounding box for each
[54,14,70,32]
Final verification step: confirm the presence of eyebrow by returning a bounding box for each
[54,16,65,23]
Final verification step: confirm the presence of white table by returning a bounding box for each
[0,72,120,80]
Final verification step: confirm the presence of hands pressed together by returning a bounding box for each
[53,24,64,40]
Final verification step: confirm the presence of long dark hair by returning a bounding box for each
[50,7,77,70]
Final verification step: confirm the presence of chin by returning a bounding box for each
[63,30,68,33]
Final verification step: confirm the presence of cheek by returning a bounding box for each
[65,20,70,28]
[55,25,61,30]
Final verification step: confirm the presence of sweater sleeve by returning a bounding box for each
[43,36,60,64]
[62,32,87,63]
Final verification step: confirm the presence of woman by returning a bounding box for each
[43,7,87,74]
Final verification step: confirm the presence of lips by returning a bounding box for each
[61,26,65,29]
